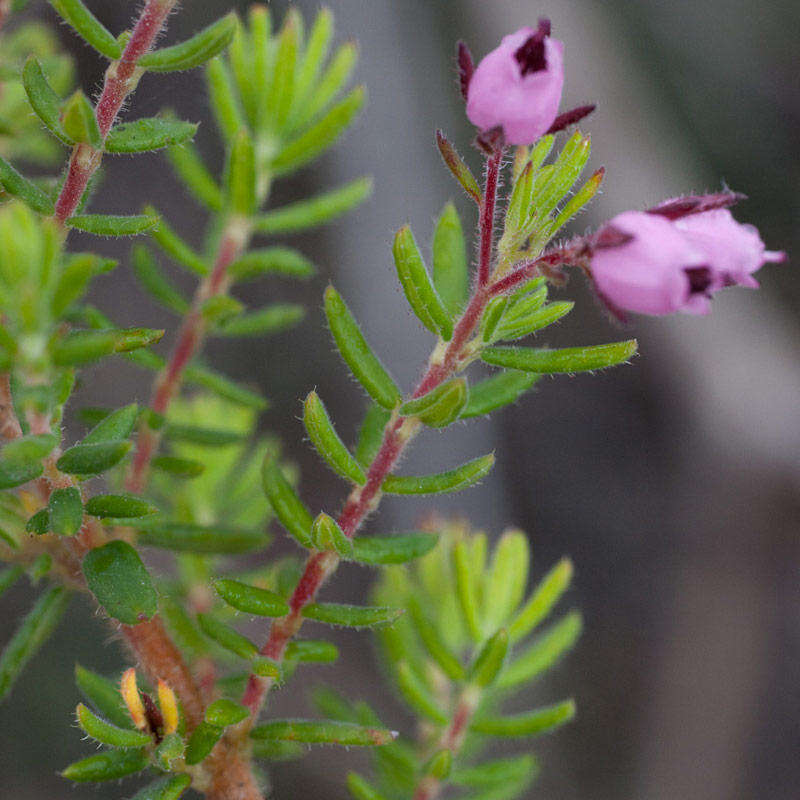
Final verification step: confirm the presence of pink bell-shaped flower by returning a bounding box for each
[466,20,565,145]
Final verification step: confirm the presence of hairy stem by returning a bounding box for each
[239,147,504,720]
[52,0,178,225]
[0,374,22,440]
[125,218,251,493]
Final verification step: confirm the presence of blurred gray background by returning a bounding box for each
[1,1,798,798]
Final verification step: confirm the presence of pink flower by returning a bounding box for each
[465,21,565,145]
[589,204,785,317]
[675,209,785,290]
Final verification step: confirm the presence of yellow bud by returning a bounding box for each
[157,680,179,735]
[120,668,147,730]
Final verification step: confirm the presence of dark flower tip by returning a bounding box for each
[646,190,747,220]
[514,18,552,76]
[457,41,475,100]
[546,104,596,134]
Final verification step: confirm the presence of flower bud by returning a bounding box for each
[466,20,564,145]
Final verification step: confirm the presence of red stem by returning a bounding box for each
[477,149,502,286]
[53,0,177,224]
[126,223,248,494]
[240,147,505,718]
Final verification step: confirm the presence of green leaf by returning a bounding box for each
[253,177,372,234]
[451,755,538,790]
[461,370,539,418]
[285,640,339,663]
[105,117,198,154]
[498,612,582,690]
[152,455,205,478]
[0,586,69,702]
[470,628,508,687]
[206,57,244,142]
[470,699,575,737]
[347,772,391,800]
[494,301,574,343]
[82,403,138,443]
[433,202,469,315]
[85,494,157,519]
[267,11,299,131]
[382,453,494,495]
[205,697,249,727]
[61,748,148,782]
[184,363,267,409]
[130,775,192,800]
[0,155,56,214]
[425,749,453,780]
[408,598,466,681]
[0,434,55,489]
[453,539,482,642]
[272,87,365,175]
[310,513,353,557]
[0,566,24,599]
[138,13,237,72]
[76,702,151,747]
[483,529,529,631]
[132,245,189,314]
[48,0,121,58]
[226,129,256,215]
[25,508,50,535]
[214,578,289,617]
[295,41,358,127]
[162,423,247,447]
[147,207,208,275]
[355,403,390,467]
[48,486,83,536]
[52,327,163,366]
[435,130,481,204]
[197,613,258,659]
[261,455,313,548]
[215,304,305,337]
[136,521,269,554]
[56,441,131,474]
[400,378,468,428]
[61,90,101,148]
[74,664,132,728]
[250,718,396,746]
[82,540,157,626]
[304,391,366,484]
[324,286,401,410]
[66,214,159,237]
[302,603,403,629]
[393,225,453,339]
[185,721,223,765]
[22,57,71,144]
[229,247,314,282]
[52,253,117,317]
[252,656,283,679]
[508,557,573,643]
[482,340,638,374]
[350,533,438,565]
[550,168,604,236]
[167,141,223,211]
[394,661,447,724]
[292,8,334,116]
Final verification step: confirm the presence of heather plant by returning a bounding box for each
[0,4,784,800]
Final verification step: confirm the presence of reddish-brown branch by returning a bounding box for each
[412,690,480,800]
[0,374,22,440]
[240,148,503,721]
[477,148,502,285]
[126,222,248,494]
[53,0,177,224]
